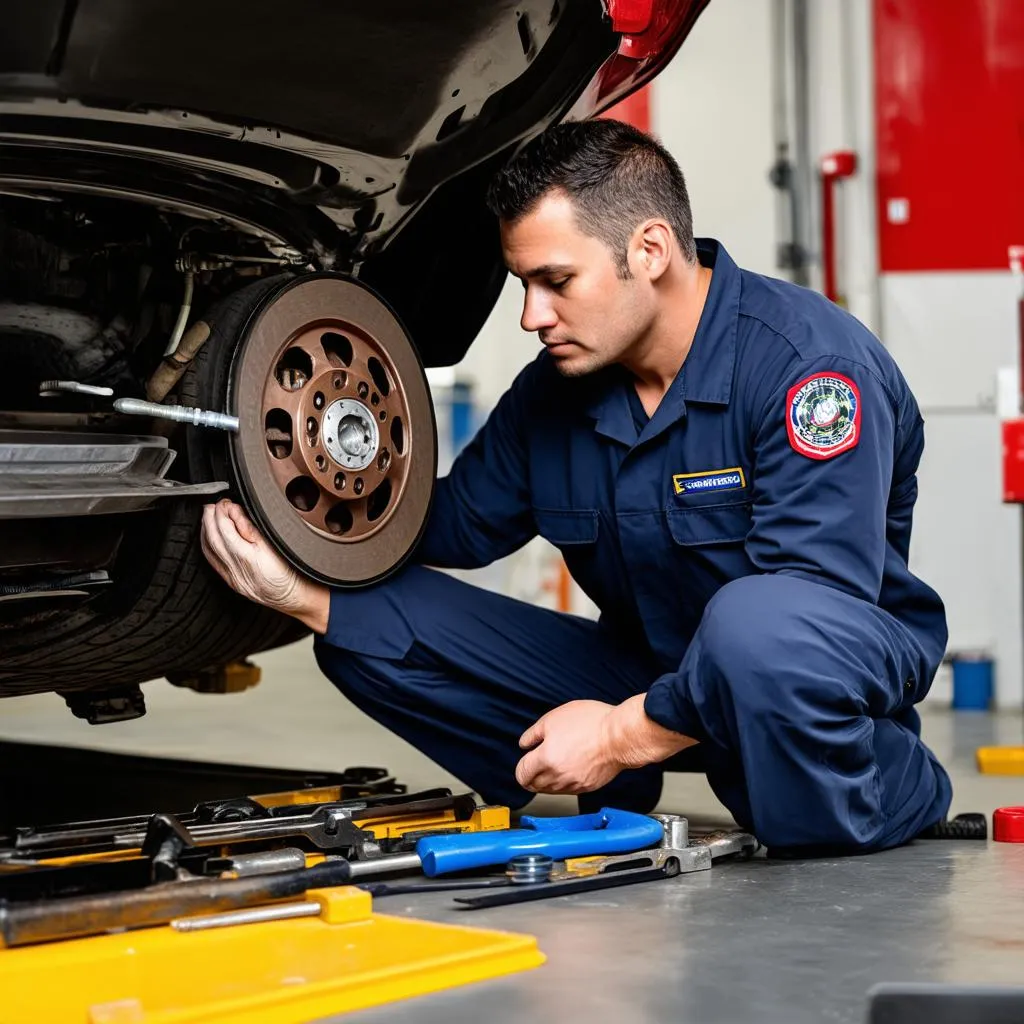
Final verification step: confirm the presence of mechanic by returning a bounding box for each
[201,119,952,856]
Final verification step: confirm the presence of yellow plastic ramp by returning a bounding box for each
[0,887,544,1024]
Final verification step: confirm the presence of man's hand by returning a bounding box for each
[515,694,697,795]
[515,700,621,795]
[201,499,330,633]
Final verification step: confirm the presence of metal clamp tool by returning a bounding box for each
[455,814,759,909]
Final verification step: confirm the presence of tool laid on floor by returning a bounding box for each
[917,813,989,840]
[349,806,666,879]
[2,785,462,860]
[455,814,758,909]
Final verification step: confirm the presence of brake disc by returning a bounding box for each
[228,275,436,586]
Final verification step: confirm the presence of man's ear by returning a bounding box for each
[633,219,673,281]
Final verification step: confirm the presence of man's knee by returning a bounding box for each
[698,576,797,700]
[694,574,858,716]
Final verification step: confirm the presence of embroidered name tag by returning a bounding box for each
[672,467,746,496]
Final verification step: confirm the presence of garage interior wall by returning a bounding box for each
[446,0,1024,708]
[871,0,1024,708]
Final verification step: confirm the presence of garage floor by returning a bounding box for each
[3,640,1024,1024]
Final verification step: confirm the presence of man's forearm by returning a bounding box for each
[604,693,697,768]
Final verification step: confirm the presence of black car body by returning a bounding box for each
[0,0,708,720]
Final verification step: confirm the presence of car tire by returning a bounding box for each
[0,277,308,705]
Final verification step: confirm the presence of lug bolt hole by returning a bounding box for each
[377,450,391,471]
[315,454,327,471]
[371,392,380,406]
[306,417,318,435]
[334,473,346,490]
[379,410,387,421]
[333,374,345,390]
[357,381,369,399]
[313,391,325,410]
[353,478,364,495]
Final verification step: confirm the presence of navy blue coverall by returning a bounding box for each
[315,240,953,855]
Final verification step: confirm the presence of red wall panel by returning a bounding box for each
[875,0,1024,272]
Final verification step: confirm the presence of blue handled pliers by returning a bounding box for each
[412,807,664,876]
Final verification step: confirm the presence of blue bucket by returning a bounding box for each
[951,653,994,711]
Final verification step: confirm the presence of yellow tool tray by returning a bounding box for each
[0,887,544,1024]
[976,746,1024,775]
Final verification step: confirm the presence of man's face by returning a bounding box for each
[500,191,654,377]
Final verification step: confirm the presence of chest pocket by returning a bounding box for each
[666,502,752,546]
[533,508,600,546]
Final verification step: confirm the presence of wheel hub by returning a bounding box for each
[323,399,379,470]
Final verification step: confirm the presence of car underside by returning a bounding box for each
[0,0,708,719]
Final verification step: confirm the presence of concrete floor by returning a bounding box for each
[3,639,1024,1023]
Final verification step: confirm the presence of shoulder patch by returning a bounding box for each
[786,372,860,460]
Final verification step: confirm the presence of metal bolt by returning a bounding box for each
[306,417,317,435]
[334,473,346,490]
[357,381,369,399]
[651,813,689,850]
[353,478,364,495]
[314,391,325,410]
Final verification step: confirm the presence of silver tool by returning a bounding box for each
[113,397,239,432]
[557,813,759,879]
[227,848,309,876]
[551,813,701,878]
[455,815,760,910]
[172,900,321,932]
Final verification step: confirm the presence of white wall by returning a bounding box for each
[880,273,1024,707]
[652,0,776,277]
[807,0,1023,707]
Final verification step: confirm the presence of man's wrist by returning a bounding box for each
[286,580,330,635]
[604,693,696,769]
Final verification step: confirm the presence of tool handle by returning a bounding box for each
[415,808,663,876]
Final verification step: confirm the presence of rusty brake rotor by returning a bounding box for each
[228,275,436,586]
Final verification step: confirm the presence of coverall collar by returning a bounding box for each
[586,238,740,447]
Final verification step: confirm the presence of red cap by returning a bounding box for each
[993,807,1024,842]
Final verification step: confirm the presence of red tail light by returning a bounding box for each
[572,0,710,119]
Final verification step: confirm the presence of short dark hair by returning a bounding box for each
[486,119,697,276]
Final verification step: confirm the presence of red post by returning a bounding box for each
[819,150,857,304]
